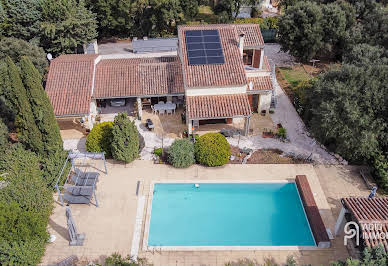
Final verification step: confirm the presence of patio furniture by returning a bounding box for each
[55,152,107,208]
[146,119,154,130]
[158,101,165,104]
[166,100,172,104]
[66,207,85,246]
[153,102,176,115]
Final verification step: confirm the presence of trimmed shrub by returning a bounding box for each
[276,128,287,140]
[194,133,231,167]
[111,113,139,163]
[168,139,195,168]
[86,121,114,158]
[154,147,163,157]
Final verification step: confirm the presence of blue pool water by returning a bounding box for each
[148,183,315,246]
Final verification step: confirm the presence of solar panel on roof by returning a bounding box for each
[185,30,225,66]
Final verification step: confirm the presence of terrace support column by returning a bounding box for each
[187,119,192,135]
[334,206,347,236]
[334,207,347,236]
[243,116,250,136]
[259,49,264,69]
[136,97,142,120]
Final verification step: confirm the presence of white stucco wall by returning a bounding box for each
[232,117,244,123]
[185,85,247,96]
[258,92,272,113]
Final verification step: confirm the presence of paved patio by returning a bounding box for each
[140,109,275,138]
[41,162,369,265]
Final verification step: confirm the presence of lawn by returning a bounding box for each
[192,5,219,24]
[278,66,311,87]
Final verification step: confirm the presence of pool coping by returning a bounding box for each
[142,179,322,251]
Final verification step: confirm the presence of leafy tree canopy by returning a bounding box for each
[277,1,324,61]
[0,0,42,43]
[306,63,388,163]
[0,37,48,77]
[85,0,134,38]
[40,0,98,55]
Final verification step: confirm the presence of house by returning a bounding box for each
[45,24,273,135]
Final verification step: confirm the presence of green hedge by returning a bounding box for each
[168,139,195,168]
[194,133,230,167]
[86,121,114,158]
[0,145,52,265]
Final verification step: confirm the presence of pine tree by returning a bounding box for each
[0,57,44,154]
[40,0,98,55]
[19,56,63,155]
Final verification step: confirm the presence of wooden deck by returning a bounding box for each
[296,175,330,248]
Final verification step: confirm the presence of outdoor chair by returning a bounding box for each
[146,119,154,130]
[158,101,165,104]
[159,109,165,115]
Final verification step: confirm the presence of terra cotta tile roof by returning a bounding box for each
[178,24,247,88]
[247,76,273,92]
[186,94,251,119]
[93,57,184,98]
[234,24,265,47]
[45,54,98,116]
[342,197,388,252]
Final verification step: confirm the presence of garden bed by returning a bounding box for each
[247,149,307,164]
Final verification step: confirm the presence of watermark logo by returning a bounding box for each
[344,221,359,246]
[344,222,387,246]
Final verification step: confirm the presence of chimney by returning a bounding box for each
[239,33,245,57]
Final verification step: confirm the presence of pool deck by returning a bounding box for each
[41,161,368,265]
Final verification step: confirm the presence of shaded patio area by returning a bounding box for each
[140,109,276,138]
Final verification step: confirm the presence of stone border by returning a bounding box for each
[142,179,321,251]
[130,196,145,260]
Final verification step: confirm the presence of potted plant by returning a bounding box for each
[262,128,274,138]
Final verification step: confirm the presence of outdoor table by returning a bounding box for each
[153,103,176,114]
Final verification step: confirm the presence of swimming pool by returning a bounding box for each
[147,182,315,247]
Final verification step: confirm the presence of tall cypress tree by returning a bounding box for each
[0,56,44,153]
[19,56,63,154]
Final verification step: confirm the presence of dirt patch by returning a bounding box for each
[229,145,248,164]
[247,149,307,164]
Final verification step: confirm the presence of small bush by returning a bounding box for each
[168,139,195,168]
[194,133,231,166]
[105,252,150,266]
[276,128,287,140]
[154,148,163,157]
[86,121,114,158]
[111,113,139,163]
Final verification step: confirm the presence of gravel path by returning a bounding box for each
[228,74,340,164]
[264,43,296,67]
